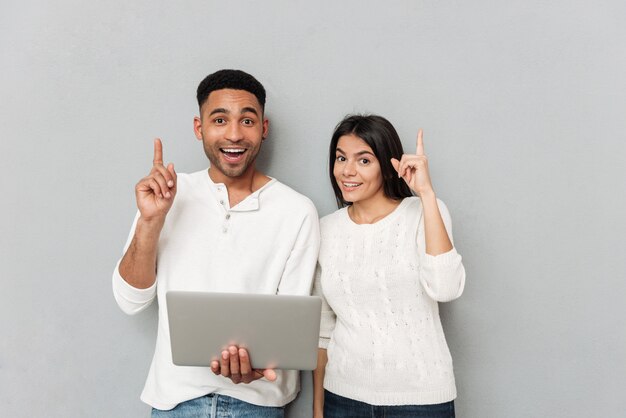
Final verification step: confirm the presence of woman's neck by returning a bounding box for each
[348,196,402,224]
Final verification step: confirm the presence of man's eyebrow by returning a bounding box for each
[208,107,259,117]
[208,107,229,116]
[240,107,259,116]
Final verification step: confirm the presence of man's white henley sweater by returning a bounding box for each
[314,197,465,406]
[112,170,320,410]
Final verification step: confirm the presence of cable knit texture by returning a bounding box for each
[313,197,465,406]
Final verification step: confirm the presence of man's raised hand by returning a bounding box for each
[135,138,177,221]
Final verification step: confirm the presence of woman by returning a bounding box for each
[313,115,465,418]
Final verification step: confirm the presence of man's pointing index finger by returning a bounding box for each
[153,138,164,166]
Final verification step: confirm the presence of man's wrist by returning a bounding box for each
[134,216,166,244]
[137,215,166,230]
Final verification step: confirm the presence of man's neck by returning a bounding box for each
[208,166,271,207]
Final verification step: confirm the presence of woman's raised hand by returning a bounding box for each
[390,129,434,196]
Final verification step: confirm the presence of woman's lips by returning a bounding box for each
[341,182,362,192]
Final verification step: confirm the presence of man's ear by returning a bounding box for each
[193,116,202,141]
[262,118,269,140]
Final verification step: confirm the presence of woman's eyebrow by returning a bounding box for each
[335,147,375,157]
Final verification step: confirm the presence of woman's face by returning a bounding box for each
[333,134,385,205]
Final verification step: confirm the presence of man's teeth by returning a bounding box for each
[221,148,245,153]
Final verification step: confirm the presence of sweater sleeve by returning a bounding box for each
[312,262,336,349]
[417,198,466,302]
[111,211,157,315]
[276,203,321,296]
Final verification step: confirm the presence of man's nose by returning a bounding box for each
[225,122,244,142]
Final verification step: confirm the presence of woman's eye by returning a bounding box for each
[360,158,370,165]
[336,156,346,162]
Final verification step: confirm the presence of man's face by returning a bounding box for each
[194,89,268,179]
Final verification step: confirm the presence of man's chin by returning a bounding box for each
[206,150,258,178]
[212,162,250,178]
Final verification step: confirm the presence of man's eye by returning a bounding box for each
[242,119,254,125]
[214,118,225,124]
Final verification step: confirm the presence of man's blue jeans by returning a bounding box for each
[151,394,285,418]
[324,389,455,418]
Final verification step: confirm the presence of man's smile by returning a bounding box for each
[220,147,247,162]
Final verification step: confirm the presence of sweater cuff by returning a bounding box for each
[112,261,156,305]
[419,247,465,302]
[319,337,330,349]
[420,247,461,267]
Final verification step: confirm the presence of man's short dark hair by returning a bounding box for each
[196,69,266,112]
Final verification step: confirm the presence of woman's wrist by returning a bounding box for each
[418,188,436,201]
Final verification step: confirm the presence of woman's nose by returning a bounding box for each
[343,161,356,176]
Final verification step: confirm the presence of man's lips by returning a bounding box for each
[220,148,246,162]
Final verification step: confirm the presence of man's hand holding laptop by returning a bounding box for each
[210,345,277,384]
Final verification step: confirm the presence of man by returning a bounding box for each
[112,69,320,417]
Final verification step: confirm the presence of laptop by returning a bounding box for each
[166,291,322,370]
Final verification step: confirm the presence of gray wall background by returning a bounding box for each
[2,0,625,417]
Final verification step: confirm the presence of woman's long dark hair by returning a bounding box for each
[329,114,413,208]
